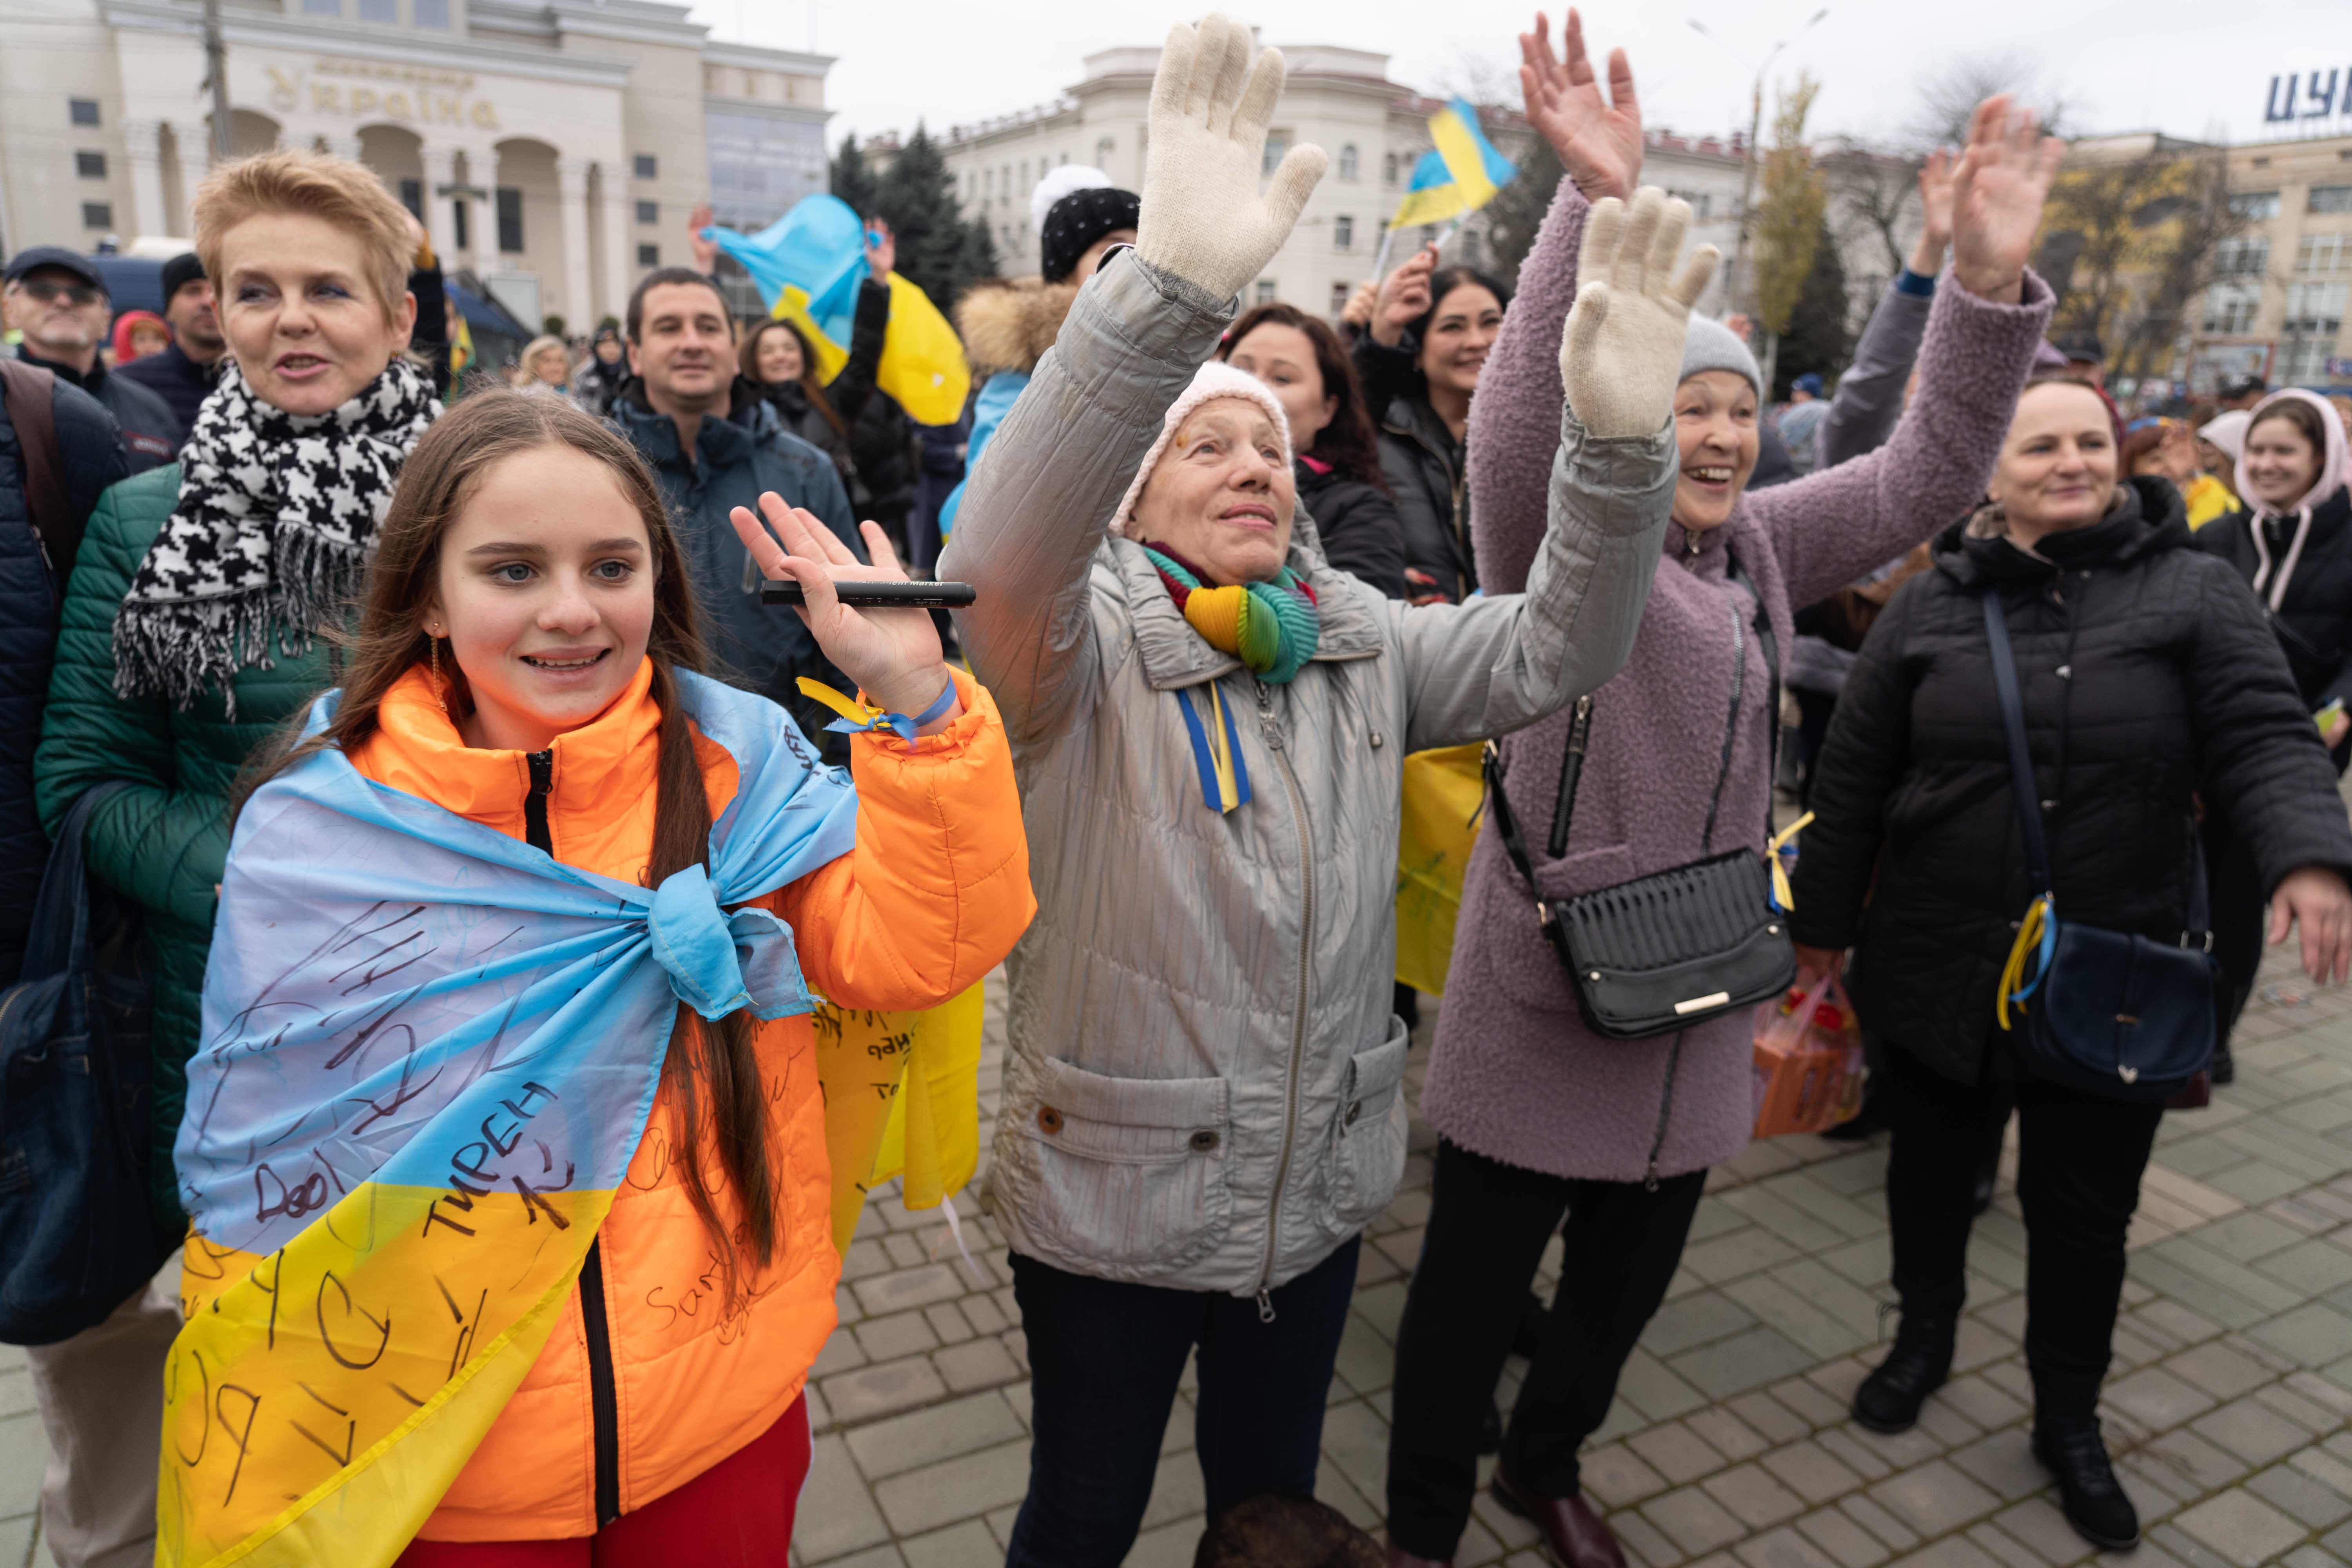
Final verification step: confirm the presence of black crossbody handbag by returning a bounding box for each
[1981,588,2215,1101]
[1486,564,1797,1038]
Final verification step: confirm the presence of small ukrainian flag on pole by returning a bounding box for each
[1391,98,1519,230]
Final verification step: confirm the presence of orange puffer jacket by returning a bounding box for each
[343,659,1031,1541]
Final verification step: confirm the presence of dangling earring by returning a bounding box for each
[427,626,446,710]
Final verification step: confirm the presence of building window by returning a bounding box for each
[68,98,99,127]
[358,0,396,20]
[636,200,659,225]
[634,154,658,180]
[301,0,340,14]
[1262,132,1290,176]
[75,151,105,179]
[2281,336,2337,385]
[1096,136,1114,167]
[2214,236,2269,277]
[454,199,468,250]
[2231,191,2281,221]
[2297,233,2350,275]
[2284,279,2347,333]
[399,178,423,219]
[1383,151,1398,186]
[2201,282,2261,335]
[1329,280,1350,317]
[495,187,524,253]
[2310,185,2352,215]
[81,201,113,229]
[1334,214,1354,252]
[414,0,450,25]
[637,243,660,267]
[1254,279,1277,305]
[1339,144,1358,181]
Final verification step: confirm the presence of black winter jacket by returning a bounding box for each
[0,373,127,983]
[2194,485,2352,760]
[1294,457,1408,599]
[1354,332,1473,600]
[19,347,180,472]
[608,379,863,749]
[828,279,918,532]
[1791,479,2352,1084]
[113,340,218,434]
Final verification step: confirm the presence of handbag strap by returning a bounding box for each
[1485,737,1558,929]
[1531,554,1782,871]
[17,782,131,984]
[1980,586,2055,901]
[1981,584,2213,945]
[0,358,76,597]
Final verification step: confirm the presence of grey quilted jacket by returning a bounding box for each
[939,255,1675,1298]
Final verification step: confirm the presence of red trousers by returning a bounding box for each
[395,1396,811,1567]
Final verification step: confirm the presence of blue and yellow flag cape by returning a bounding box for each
[704,194,971,426]
[162,673,869,1566]
[1391,98,1519,231]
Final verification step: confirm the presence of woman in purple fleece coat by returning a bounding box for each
[1380,21,2060,1567]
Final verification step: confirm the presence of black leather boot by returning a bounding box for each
[1852,1308,1956,1434]
[2033,1412,2140,1550]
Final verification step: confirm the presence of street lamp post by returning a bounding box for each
[1689,8,1828,322]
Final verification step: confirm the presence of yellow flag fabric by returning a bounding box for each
[812,982,986,1251]
[871,273,973,427]
[1394,743,1486,997]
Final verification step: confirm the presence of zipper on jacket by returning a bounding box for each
[1253,677,1315,1323]
[524,750,622,1529]
[1643,1032,1686,1192]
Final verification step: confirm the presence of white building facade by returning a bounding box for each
[934,42,1841,323]
[0,0,832,330]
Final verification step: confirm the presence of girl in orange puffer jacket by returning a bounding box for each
[174,390,1031,1567]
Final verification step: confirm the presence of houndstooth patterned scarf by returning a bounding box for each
[113,356,438,713]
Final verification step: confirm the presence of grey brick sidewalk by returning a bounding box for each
[7,959,2350,1568]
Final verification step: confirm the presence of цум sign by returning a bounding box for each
[2269,71,2352,125]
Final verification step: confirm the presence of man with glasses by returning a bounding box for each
[3,247,180,470]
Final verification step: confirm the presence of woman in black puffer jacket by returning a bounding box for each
[1220,302,1406,598]
[1791,376,2352,1555]
[2193,388,2352,1071]
[1355,249,1508,603]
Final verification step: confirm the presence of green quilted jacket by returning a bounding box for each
[34,463,335,1222]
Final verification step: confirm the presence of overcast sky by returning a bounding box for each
[688,0,2330,158]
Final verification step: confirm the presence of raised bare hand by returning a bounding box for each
[688,202,719,275]
[1520,9,1642,203]
[1907,149,1955,276]
[1947,95,2061,304]
[1372,244,1437,347]
[864,216,896,281]
[728,494,957,726]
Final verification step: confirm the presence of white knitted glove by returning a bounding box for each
[1135,14,1328,301]
[1560,187,1720,438]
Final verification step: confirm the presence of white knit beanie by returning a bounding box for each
[1107,361,1293,538]
[1031,164,1115,239]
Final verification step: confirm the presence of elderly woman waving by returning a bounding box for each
[939,16,1710,1565]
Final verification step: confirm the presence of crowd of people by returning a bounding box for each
[1,9,2348,1568]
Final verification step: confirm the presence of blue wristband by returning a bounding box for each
[909,677,958,729]
[1894,268,1937,299]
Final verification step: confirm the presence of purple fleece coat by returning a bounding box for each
[1420,182,2054,1184]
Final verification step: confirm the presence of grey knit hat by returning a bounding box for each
[1679,315,1762,395]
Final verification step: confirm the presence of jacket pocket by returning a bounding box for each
[1491,844,1635,1011]
[1325,1018,1411,1230]
[1017,1056,1232,1272]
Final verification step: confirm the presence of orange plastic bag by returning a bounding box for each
[1751,966,1867,1138]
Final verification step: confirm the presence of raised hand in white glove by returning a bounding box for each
[1136,13,1328,301]
[1559,187,1718,439]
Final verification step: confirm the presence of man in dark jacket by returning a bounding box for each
[3,247,181,470]
[0,363,127,985]
[610,268,863,749]
[113,252,221,431]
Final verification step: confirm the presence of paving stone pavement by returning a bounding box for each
[7,943,2351,1568]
